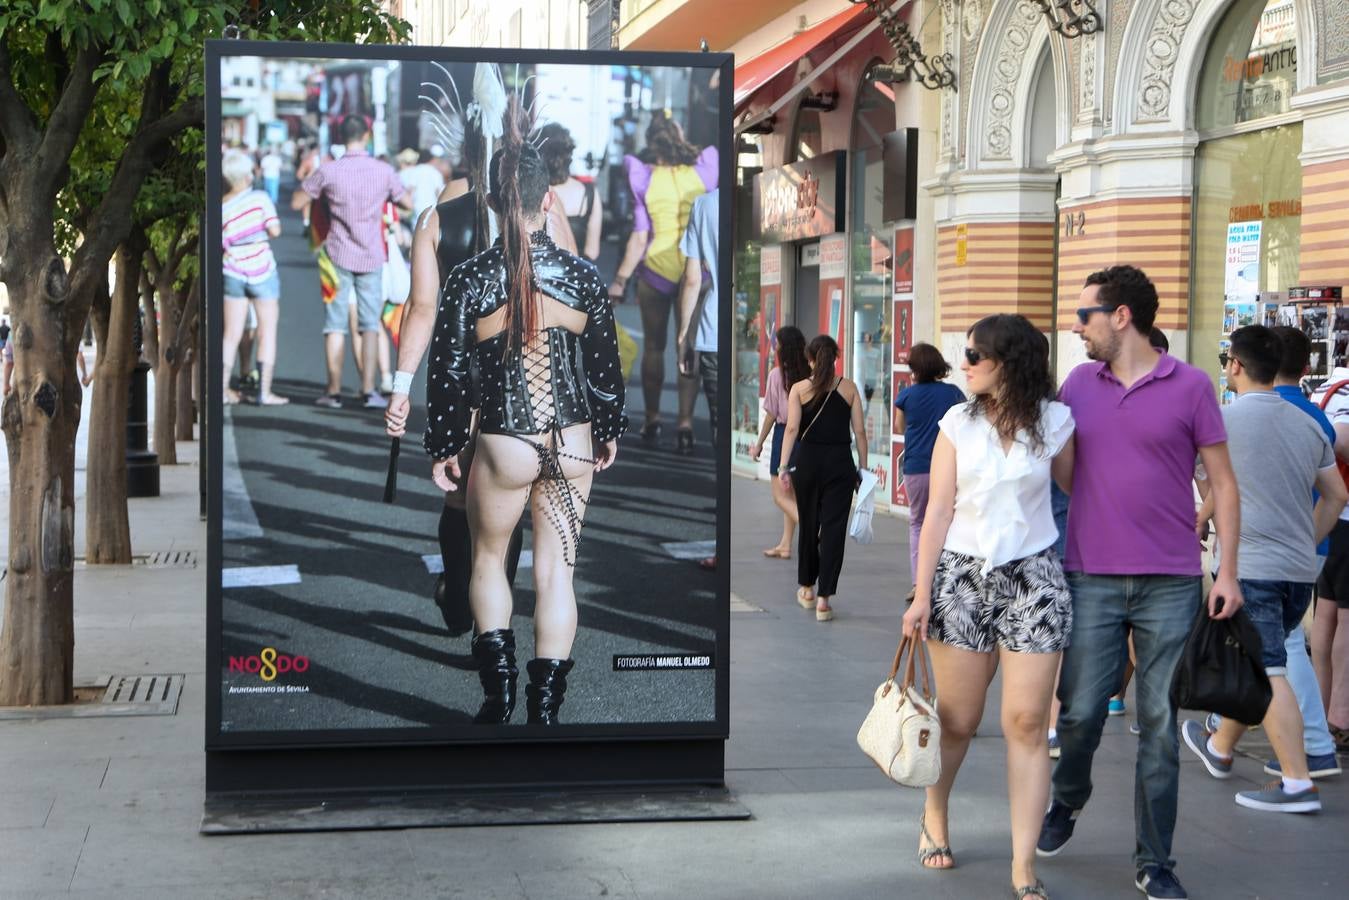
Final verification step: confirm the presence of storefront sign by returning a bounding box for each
[1229,200,1301,221]
[754,152,847,243]
[893,299,913,365]
[819,234,847,280]
[955,223,967,266]
[800,242,820,267]
[1225,221,1262,299]
[893,226,914,295]
[760,243,782,286]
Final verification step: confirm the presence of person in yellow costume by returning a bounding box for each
[608,114,718,455]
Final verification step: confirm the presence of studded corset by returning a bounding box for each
[423,230,629,460]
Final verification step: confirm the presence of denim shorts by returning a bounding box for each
[325,264,383,334]
[1238,579,1313,674]
[223,271,281,300]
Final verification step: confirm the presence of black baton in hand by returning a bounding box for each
[383,437,400,503]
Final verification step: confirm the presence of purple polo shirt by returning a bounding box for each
[301,149,404,274]
[1060,352,1226,576]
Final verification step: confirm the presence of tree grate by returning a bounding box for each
[0,674,184,720]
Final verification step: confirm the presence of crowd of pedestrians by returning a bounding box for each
[761,265,1346,900]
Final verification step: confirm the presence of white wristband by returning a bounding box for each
[391,371,415,395]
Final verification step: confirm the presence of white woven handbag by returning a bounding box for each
[856,635,941,787]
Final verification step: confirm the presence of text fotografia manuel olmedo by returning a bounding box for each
[612,654,715,671]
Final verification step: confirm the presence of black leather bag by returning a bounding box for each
[1170,606,1272,726]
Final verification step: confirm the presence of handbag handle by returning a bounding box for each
[882,634,933,699]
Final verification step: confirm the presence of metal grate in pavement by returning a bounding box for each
[137,550,199,568]
[102,674,184,713]
[0,674,184,720]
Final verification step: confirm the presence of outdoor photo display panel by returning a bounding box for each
[205,42,732,748]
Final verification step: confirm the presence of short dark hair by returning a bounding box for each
[339,115,368,145]
[1270,325,1312,380]
[907,343,951,383]
[1084,265,1159,334]
[1229,325,1282,385]
[1148,328,1169,352]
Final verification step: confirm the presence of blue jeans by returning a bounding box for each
[1287,624,1336,756]
[325,264,383,335]
[1053,573,1200,870]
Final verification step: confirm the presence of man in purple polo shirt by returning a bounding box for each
[293,114,410,409]
[1036,265,1244,900]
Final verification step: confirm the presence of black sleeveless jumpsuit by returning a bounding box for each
[794,385,857,597]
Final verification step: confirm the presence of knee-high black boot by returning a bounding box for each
[525,658,575,725]
[470,629,517,724]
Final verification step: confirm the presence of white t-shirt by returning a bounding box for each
[940,400,1076,573]
[260,152,283,179]
[1312,370,1349,520]
[399,164,445,221]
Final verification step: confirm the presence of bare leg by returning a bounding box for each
[1331,608,1349,728]
[347,303,364,382]
[999,648,1061,890]
[466,434,538,633]
[359,329,378,395]
[922,640,997,868]
[252,299,286,402]
[221,298,249,403]
[323,333,344,396]
[1311,598,1337,712]
[377,328,391,387]
[768,475,797,554]
[1213,676,1309,780]
[676,363,699,431]
[530,423,595,660]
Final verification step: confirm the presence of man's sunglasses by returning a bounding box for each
[1075,304,1118,324]
[964,347,985,366]
[1219,352,1235,369]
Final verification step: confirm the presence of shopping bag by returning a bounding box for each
[1170,606,1272,726]
[857,635,941,787]
[383,236,411,306]
[849,469,879,545]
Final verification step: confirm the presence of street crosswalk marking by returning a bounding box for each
[222,565,301,589]
[421,551,533,574]
[222,415,263,540]
[660,540,716,560]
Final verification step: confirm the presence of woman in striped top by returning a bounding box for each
[221,149,287,405]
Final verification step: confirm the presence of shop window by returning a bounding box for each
[734,135,764,458]
[849,68,896,493]
[790,104,823,162]
[1196,0,1297,133]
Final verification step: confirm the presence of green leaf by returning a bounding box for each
[182,8,197,30]
[115,0,131,26]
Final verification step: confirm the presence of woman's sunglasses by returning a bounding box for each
[964,347,985,366]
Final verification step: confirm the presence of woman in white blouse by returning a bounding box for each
[901,314,1075,900]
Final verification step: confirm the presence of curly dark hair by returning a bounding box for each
[776,326,810,387]
[1084,265,1159,334]
[966,315,1055,454]
[536,122,576,186]
[908,343,951,383]
[639,114,701,166]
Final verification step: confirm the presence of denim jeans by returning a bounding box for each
[1053,573,1200,870]
[1287,624,1336,756]
[1239,579,1313,673]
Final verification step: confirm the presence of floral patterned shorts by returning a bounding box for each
[928,547,1073,654]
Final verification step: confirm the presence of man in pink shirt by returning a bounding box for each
[1036,266,1244,900]
[293,115,410,409]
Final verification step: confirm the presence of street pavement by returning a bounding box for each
[219,191,718,732]
[1,425,1345,896]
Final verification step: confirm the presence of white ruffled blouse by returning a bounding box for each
[939,400,1075,575]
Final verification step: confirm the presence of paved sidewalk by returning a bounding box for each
[0,450,1344,897]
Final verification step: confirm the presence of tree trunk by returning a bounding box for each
[176,323,196,442]
[0,248,83,706]
[141,269,159,365]
[84,243,140,564]
[153,284,179,465]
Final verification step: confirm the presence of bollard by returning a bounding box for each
[127,359,161,497]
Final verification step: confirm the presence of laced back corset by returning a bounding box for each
[424,230,629,565]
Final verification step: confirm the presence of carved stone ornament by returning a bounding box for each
[1136,0,1196,122]
[984,1,1044,161]
[941,0,959,159]
[962,0,985,41]
[1078,25,1098,122]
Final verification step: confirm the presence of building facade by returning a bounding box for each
[404,0,590,50]
[934,0,1349,396]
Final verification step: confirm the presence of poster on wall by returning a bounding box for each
[206,43,732,748]
[1302,307,1329,341]
[891,442,908,507]
[893,226,914,295]
[819,234,848,375]
[1224,221,1262,300]
[1222,301,1256,334]
[893,299,913,365]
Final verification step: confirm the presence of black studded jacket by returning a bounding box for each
[423,230,629,460]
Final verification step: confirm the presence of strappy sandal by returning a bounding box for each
[815,601,834,622]
[796,586,815,609]
[1013,880,1048,898]
[762,546,790,559]
[640,421,662,447]
[917,811,954,869]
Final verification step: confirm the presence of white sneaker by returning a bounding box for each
[364,391,389,409]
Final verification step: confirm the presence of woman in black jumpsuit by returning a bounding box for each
[777,335,869,622]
